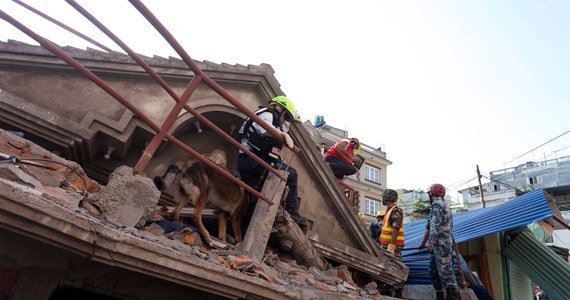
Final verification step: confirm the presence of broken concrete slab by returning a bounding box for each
[91,165,160,228]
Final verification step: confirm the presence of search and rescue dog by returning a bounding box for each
[153,150,252,245]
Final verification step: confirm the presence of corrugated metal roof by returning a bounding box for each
[403,189,553,285]
[503,228,570,300]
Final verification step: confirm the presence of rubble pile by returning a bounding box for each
[0,129,390,299]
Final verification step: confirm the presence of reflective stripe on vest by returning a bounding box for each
[379,206,405,246]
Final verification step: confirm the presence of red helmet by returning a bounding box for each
[428,183,446,197]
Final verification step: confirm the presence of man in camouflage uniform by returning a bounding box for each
[420,183,460,300]
[379,189,405,298]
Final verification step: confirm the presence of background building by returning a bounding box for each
[458,155,570,263]
[460,155,570,211]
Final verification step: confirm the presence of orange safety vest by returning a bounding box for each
[379,206,405,246]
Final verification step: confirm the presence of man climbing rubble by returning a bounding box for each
[237,96,306,223]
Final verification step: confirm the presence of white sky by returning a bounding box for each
[2,1,570,200]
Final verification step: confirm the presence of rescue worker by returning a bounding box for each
[379,189,405,298]
[369,209,386,242]
[237,96,304,221]
[323,137,363,179]
[419,183,460,300]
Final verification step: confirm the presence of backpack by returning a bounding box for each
[239,107,283,159]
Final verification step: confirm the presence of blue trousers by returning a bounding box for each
[237,154,299,213]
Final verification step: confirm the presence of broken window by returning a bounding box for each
[528,176,540,185]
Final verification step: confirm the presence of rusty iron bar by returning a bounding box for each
[406,246,467,288]
[165,133,273,205]
[136,74,203,172]
[0,10,272,205]
[454,243,467,288]
[401,257,430,262]
[553,214,570,231]
[0,11,158,132]
[65,0,286,183]
[201,75,302,157]
[12,0,113,53]
[407,271,465,276]
[403,246,422,251]
[128,0,301,156]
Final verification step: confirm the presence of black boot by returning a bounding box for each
[289,211,306,223]
[436,290,445,300]
[446,287,460,300]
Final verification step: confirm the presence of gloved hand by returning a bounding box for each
[387,244,397,255]
[352,155,364,169]
[282,132,294,148]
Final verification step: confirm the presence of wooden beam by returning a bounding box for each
[273,209,328,270]
[233,171,286,261]
[480,238,495,299]
[552,215,570,231]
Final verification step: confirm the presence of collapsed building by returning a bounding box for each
[0,3,408,297]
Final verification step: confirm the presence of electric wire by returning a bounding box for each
[551,231,570,246]
[503,129,570,166]
[0,155,89,200]
[480,174,518,191]
[446,176,479,192]
[488,133,570,183]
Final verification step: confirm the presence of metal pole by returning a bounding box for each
[128,0,300,155]
[477,164,486,208]
[454,242,467,288]
[64,0,285,182]
[13,0,113,52]
[0,9,274,204]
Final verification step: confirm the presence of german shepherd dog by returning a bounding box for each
[154,150,252,245]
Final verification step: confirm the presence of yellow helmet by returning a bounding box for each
[269,96,295,122]
[358,212,365,221]
[350,137,361,154]
[376,210,386,218]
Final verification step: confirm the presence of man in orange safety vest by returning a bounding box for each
[379,188,405,298]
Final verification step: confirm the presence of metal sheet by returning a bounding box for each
[504,228,570,300]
